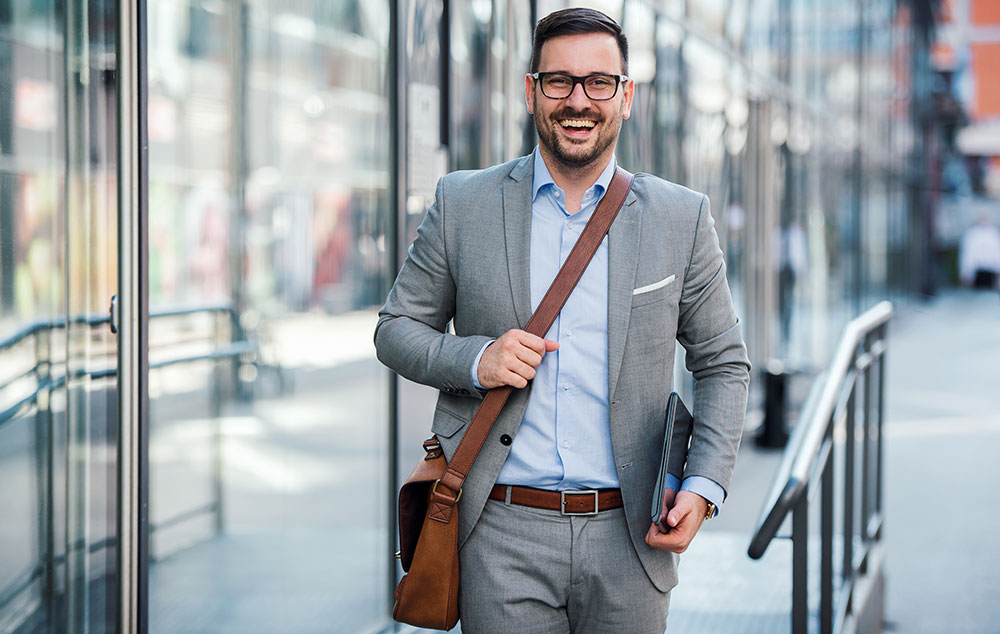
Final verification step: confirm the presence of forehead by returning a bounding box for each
[537,32,623,74]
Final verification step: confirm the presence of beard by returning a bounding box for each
[533,100,622,170]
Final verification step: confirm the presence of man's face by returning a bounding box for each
[526,32,634,170]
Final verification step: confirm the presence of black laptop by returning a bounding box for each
[650,392,694,526]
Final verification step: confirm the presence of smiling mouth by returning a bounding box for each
[559,118,597,131]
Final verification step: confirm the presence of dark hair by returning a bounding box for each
[530,8,628,74]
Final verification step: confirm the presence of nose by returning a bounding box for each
[564,80,591,109]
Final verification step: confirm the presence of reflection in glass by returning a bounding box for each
[146,2,392,632]
[451,0,490,170]
[0,1,119,632]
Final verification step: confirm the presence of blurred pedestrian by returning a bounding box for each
[959,216,1000,289]
[376,7,749,633]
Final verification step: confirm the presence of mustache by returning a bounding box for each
[551,107,604,122]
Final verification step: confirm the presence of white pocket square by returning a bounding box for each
[633,274,676,295]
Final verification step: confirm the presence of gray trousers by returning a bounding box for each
[458,497,671,634]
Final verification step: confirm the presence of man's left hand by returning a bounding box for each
[644,490,709,553]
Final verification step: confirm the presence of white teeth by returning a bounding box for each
[560,119,596,129]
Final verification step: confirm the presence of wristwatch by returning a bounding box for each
[704,502,716,520]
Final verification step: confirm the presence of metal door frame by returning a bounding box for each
[115,0,149,632]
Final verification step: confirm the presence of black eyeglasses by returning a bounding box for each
[530,72,629,101]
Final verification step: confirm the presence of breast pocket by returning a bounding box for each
[631,274,680,308]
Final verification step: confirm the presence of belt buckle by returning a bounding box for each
[560,490,599,516]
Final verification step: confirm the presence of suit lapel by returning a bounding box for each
[503,155,534,329]
[607,187,641,399]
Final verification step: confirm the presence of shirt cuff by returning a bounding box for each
[470,340,495,390]
[664,473,681,493]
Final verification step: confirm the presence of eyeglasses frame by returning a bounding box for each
[529,72,630,101]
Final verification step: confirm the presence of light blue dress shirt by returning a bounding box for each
[472,148,723,514]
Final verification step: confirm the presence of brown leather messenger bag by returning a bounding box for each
[392,167,634,631]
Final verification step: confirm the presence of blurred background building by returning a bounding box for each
[0,0,990,633]
[923,0,1000,290]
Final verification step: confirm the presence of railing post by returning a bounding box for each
[211,310,225,535]
[821,435,834,634]
[876,324,886,517]
[33,329,56,623]
[861,334,873,554]
[843,373,857,581]
[792,495,809,634]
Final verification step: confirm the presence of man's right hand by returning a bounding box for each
[477,329,559,389]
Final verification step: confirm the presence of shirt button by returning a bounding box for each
[562,384,570,390]
[562,441,569,448]
[566,330,572,336]
[500,434,512,446]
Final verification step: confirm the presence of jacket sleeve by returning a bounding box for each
[374,176,492,398]
[677,194,752,497]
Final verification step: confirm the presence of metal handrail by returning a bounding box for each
[0,304,236,352]
[749,300,892,558]
[0,312,134,352]
[0,304,243,426]
[747,300,892,634]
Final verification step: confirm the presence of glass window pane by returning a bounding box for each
[1,1,119,632]
[146,2,392,632]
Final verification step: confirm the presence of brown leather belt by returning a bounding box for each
[489,484,623,516]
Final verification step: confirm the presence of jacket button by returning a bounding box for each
[500,434,512,446]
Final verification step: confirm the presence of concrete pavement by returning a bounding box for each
[880,290,1000,634]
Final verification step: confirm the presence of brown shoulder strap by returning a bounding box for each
[435,166,634,499]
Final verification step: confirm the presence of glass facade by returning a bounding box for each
[144,2,393,632]
[0,1,925,633]
[0,2,119,632]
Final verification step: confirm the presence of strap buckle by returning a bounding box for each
[431,479,462,503]
[560,490,599,516]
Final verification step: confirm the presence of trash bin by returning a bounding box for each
[756,359,791,448]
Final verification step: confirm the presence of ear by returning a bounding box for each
[525,73,535,115]
[620,79,634,120]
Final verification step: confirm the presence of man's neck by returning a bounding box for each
[538,146,614,214]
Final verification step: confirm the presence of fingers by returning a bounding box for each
[498,360,537,388]
[645,492,706,553]
[656,488,677,531]
[477,329,559,389]
[665,497,690,529]
[645,517,695,553]
[667,491,706,528]
[511,340,545,368]
[506,330,557,359]
[661,488,677,514]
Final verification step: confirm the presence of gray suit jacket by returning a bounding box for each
[375,153,750,592]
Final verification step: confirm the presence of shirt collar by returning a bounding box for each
[531,146,617,202]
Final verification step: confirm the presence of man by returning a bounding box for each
[376,8,749,633]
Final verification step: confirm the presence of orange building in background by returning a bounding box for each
[969,0,1000,119]
[938,0,1000,188]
